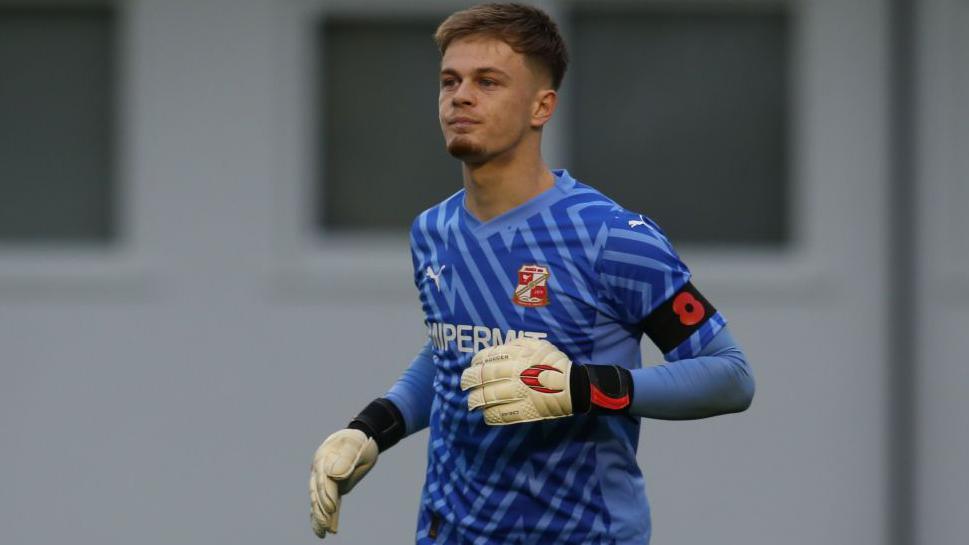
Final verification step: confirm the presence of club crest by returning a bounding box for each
[513,264,550,307]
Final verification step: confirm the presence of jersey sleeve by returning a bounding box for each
[628,325,754,419]
[595,209,726,361]
[410,216,425,290]
[385,342,436,435]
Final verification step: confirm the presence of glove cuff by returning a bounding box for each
[570,364,633,415]
[347,397,406,452]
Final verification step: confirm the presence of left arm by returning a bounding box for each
[628,325,754,420]
[460,327,754,426]
[590,210,754,420]
[462,209,756,425]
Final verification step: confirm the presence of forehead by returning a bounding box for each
[440,35,528,74]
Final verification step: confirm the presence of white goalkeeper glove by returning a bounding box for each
[309,397,405,539]
[308,429,378,538]
[460,337,634,425]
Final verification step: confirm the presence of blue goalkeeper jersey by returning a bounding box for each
[408,169,726,545]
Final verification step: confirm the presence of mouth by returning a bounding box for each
[447,117,481,127]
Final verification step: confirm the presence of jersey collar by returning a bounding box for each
[460,169,576,239]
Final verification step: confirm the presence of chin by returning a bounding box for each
[446,137,489,164]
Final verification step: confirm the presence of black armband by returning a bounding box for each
[347,397,406,452]
[639,281,716,353]
[570,364,633,415]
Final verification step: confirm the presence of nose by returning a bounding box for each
[451,79,474,106]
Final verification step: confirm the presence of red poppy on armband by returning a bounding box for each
[638,282,716,353]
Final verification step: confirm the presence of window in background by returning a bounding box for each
[0,6,117,244]
[569,6,790,246]
[317,17,460,234]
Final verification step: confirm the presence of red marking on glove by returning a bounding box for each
[520,364,564,394]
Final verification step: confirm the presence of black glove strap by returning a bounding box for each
[348,397,406,452]
[570,364,633,415]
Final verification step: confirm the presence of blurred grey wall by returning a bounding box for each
[915,0,969,543]
[0,1,965,545]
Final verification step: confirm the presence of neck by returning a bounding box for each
[462,141,555,223]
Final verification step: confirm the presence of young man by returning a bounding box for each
[309,4,755,544]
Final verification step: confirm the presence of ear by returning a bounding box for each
[530,89,557,129]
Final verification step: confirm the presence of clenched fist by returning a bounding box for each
[460,337,634,425]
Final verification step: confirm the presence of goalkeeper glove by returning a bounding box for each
[309,428,377,538]
[460,337,633,426]
[309,398,405,538]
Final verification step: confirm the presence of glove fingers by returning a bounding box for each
[461,367,515,391]
[460,364,482,390]
[328,493,341,534]
[461,354,522,391]
[310,429,378,538]
[483,399,571,425]
[309,473,330,538]
[311,510,328,539]
[312,483,340,535]
[538,344,567,367]
[463,338,574,426]
[315,471,341,521]
[470,343,500,365]
[511,335,554,362]
[482,399,538,425]
[311,498,330,538]
[467,379,523,410]
[473,343,528,367]
[508,336,546,354]
[482,359,519,382]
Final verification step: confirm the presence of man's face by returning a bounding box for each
[438,35,552,164]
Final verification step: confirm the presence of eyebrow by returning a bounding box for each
[440,66,511,79]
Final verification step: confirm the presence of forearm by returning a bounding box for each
[384,342,436,435]
[629,327,755,420]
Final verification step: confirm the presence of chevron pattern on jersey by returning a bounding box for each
[409,170,725,544]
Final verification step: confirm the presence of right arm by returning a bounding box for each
[384,342,437,436]
[310,218,438,538]
[309,343,436,539]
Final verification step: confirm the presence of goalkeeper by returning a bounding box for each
[309,3,755,544]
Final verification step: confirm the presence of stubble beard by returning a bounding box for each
[446,135,489,164]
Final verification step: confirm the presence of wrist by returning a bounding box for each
[570,364,633,415]
[347,397,406,452]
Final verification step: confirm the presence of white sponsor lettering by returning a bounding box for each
[493,327,518,345]
[456,325,473,352]
[473,326,491,353]
[442,323,457,347]
[427,321,547,353]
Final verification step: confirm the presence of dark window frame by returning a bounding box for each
[567,2,792,247]
[0,3,119,245]
[314,14,462,235]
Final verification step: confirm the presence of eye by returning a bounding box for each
[440,77,457,89]
[479,78,497,88]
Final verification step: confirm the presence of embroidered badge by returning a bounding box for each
[513,264,550,307]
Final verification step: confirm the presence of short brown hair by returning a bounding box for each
[434,3,569,89]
